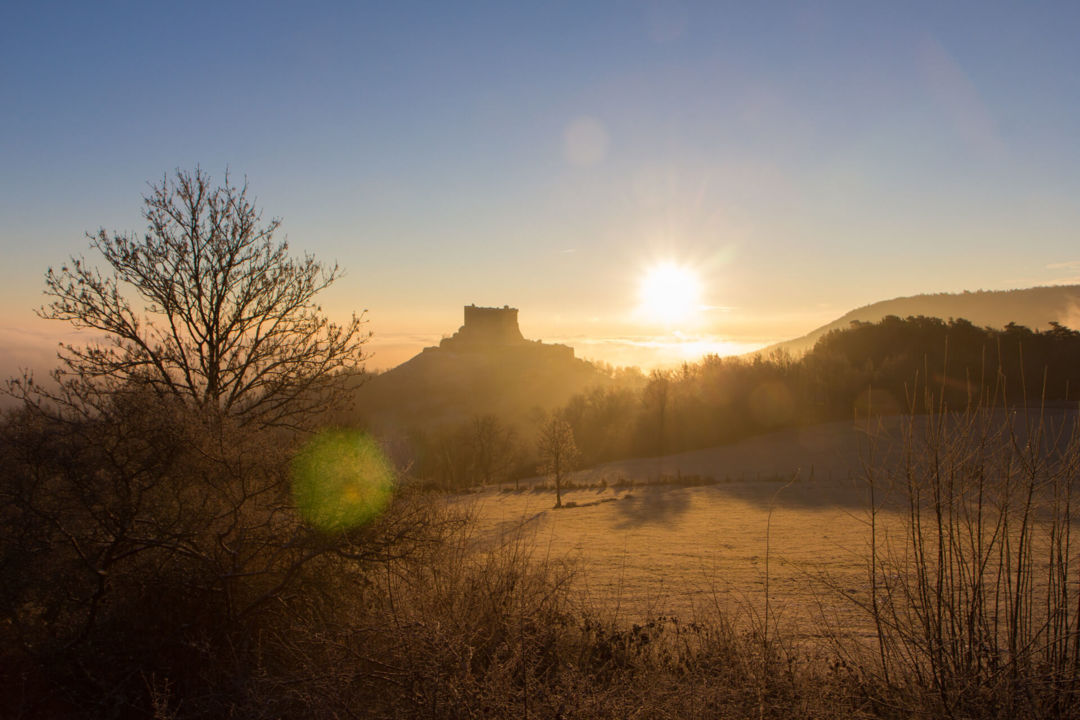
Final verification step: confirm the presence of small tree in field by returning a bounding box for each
[537,416,579,508]
[18,167,369,428]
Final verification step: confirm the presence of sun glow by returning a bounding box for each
[637,262,703,326]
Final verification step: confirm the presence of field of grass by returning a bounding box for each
[467,482,886,637]
[466,409,1080,647]
[463,418,905,639]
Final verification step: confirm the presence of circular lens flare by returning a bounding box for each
[638,262,703,326]
[291,430,395,532]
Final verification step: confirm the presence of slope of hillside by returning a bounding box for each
[757,285,1080,358]
[351,305,611,432]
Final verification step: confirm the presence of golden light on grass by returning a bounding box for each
[637,261,703,326]
[291,430,395,531]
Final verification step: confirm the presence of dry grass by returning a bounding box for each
[462,406,1080,718]
[850,402,1080,717]
[9,401,1080,717]
[465,481,885,636]
[291,504,861,719]
[464,418,905,634]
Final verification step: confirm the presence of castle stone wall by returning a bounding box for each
[460,304,524,342]
[437,304,574,360]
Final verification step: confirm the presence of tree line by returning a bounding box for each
[560,315,1080,467]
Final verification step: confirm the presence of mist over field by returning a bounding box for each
[6,3,1080,718]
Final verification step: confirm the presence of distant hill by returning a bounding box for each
[351,305,611,432]
[756,285,1080,359]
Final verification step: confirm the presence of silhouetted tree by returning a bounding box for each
[14,167,369,429]
[0,170,446,717]
[537,416,579,508]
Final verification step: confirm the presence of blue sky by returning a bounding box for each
[4,1,1080,371]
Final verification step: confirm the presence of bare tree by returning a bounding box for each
[536,416,579,508]
[469,414,520,488]
[0,170,414,715]
[19,168,368,428]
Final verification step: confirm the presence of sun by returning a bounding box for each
[638,261,703,326]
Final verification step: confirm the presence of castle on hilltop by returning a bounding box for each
[445,305,524,345]
[433,304,574,360]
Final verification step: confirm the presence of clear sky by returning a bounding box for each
[4,1,1080,373]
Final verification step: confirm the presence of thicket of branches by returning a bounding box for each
[0,170,449,718]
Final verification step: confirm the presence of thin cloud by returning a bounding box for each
[1038,277,1080,287]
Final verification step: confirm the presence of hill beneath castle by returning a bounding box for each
[351,305,615,432]
[756,285,1080,359]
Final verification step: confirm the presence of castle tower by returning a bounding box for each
[440,304,525,348]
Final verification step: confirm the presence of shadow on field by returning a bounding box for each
[612,487,692,528]
[619,409,1080,514]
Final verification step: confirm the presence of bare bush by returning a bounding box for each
[849,393,1080,717]
[250,513,847,719]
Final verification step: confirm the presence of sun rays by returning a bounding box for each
[636,261,704,327]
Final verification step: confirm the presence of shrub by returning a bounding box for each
[849,397,1080,718]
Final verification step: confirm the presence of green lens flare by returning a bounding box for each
[291,430,395,531]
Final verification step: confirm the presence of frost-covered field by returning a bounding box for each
[463,419,905,637]
[465,409,1080,645]
[469,482,890,637]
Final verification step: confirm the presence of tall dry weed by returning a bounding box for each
[850,371,1080,718]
